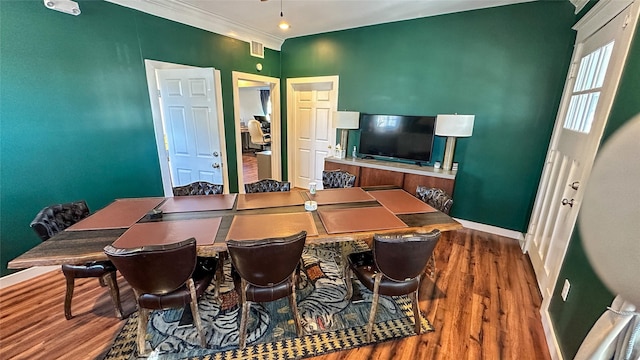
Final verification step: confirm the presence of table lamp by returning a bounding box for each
[435,114,475,171]
[334,111,360,158]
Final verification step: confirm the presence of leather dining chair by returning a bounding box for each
[415,186,453,215]
[30,200,123,320]
[227,231,307,349]
[322,169,356,189]
[345,230,441,342]
[248,119,271,151]
[104,238,214,356]
[244,178,291,193]
[172,181,223,196]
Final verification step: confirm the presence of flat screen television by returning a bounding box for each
[358,113,436,164]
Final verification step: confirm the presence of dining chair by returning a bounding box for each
[104,238,214,356]
[244,178,291,193]
[322,169,356,189]
[345,230,441,342]
[172,181,223,196]
[227,231,307,349]
[415,186,453,214]
[415,186,452,278]
[30,200,123,320]
[248,119,271,151]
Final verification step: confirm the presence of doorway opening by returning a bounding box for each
[232,72,281,192]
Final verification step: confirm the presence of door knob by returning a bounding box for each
[213,151,219,157]
[568,181,580,190]
[561,198,575,207]
[211,163,220,169]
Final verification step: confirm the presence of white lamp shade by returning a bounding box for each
[334,111,360,129]
[435,114,475,137]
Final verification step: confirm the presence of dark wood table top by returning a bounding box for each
[8,188,462,268]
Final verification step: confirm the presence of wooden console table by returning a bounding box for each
[324,157,456,196]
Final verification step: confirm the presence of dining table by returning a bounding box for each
[8,186,463,269]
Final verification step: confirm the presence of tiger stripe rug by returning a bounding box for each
[103,240,433,360]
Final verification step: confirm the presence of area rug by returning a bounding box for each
[103,241,433,360]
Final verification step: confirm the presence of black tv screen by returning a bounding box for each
[358,113,436,164]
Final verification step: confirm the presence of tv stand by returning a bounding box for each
[324,157,456,196]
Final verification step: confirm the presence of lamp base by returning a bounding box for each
[442,136,457,171]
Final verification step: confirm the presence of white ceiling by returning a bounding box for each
[107,0,535,50]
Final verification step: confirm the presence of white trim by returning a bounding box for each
[453,218,525,242]
[106,0,284,51]
[573,0,634,42]
[570,0,589,14]
[231,72,282,193]
[541,307,564,360]
[0,266,58,289]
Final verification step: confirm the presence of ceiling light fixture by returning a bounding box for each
[278,0,290,30]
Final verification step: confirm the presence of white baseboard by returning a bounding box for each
[453,218,525,242]
[0,266,58,289]
[541,307,564,360]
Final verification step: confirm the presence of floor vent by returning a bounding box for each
[250,41,265,58]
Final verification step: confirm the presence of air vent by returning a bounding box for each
[250,41,265,58]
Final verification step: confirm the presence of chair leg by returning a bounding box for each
[366,274,382,342]
[238,279,250,350]
[344,267,353,300]
[425,256,436,279]
[103,271,124,319]
[187,278,207,348]
[63,273,75,320]
[411,288,422,335]
[289,276,303,337]
[98,276,107,287]
[137,307,150,356]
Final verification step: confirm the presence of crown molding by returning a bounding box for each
[106,0,284,51]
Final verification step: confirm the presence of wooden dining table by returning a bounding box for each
[8,186,462,269]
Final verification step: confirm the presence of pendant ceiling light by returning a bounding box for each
[278,0,290,30]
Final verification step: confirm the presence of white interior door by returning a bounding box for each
[287,76,338,190]
[525,2,639,302]
[156,68,224,187]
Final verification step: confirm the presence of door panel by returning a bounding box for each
[157,68,223,187]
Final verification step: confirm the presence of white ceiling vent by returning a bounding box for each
[250,41,265,58]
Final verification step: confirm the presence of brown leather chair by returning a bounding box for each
[322,169,356,188]
[244,178,291,193]
[172,181,223,196]
[415,186,453,214]
[104,238,214,356]
[345,230,441,342]
[30,200,123,320]
[227,231,306,349]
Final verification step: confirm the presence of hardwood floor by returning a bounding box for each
[0,229,549,360]
[242,153,258,184]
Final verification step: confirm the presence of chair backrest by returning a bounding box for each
[416,186,453,214]
[227,231,306,287]
[30,200,90,241]
[172,181,223,196]
[244,178,291,193]
[104,238,197,295]
[248,119,267,144]
[373,230,441,282]
[322,169,356,189]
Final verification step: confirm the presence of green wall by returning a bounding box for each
[0,0,280,276]
[281,2,576,231]
[549,18,640,359]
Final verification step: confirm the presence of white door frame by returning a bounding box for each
[286,76,339,187]
[145,60,229,195]
[232,72,281,193]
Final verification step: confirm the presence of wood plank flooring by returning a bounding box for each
[0,229,550,360]
[242,153,258,184]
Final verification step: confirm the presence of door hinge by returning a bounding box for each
[569,62,579,79]
[623,14,630,29]
[157,89,162,98]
